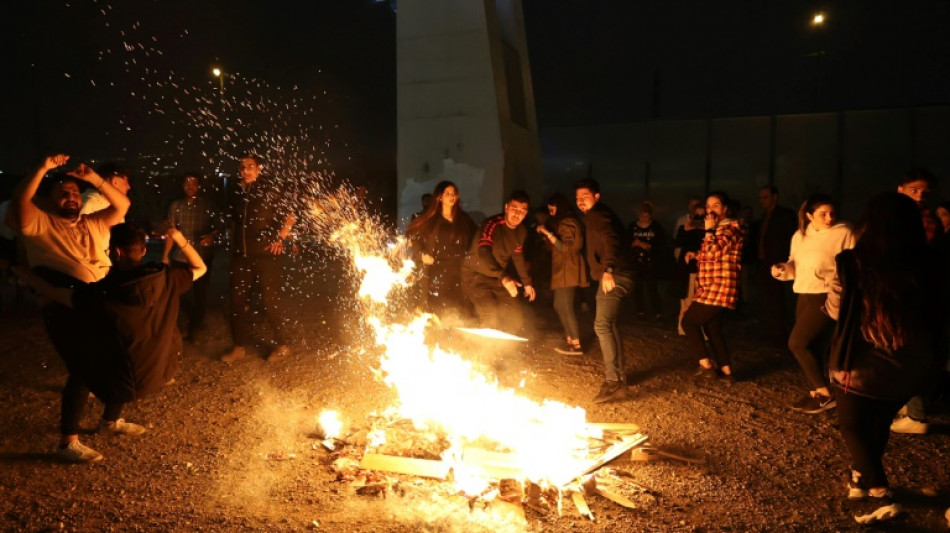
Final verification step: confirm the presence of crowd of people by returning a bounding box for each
[404,171,948,524]
[2,152,948,524]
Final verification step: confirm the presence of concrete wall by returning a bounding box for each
[539,106,950,233]
[396,0,542,226]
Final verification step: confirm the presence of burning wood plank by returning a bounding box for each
[587,422,641,433]
[572,492,595,520]
[359,453,450,479]
[591,486,637,509]
[461,447,526,480]
[581,433,649,476]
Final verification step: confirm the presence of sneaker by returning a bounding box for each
[267,344,292,362]
[890,415,928,434]
[790,393,814,412]
[847,469,868,500]
[221,345,247,364]
[99,418,146,437]
[693,365,718,380]
[55,441,103,463]
[798,392,836,414]
[853,490,901,524]
[592,380,628,403]
[554,343,583,355]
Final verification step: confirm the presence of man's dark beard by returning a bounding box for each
[58,205,80,218]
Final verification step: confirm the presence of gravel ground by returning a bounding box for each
[1,264,949,533]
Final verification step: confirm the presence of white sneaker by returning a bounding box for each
[890,416,928,434]
[99,418,146,436]
[55,441,103,463]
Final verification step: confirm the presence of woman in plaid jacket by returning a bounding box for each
[682,191,747,382]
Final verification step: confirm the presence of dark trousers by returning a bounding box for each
[594,273,633,382]
[632,263,662,315]
[61,374,123,435]
[230,253,290,346]
[758,269,790,346]
[788,293,834,390]
[468,274,524,334]
[552,286,580,341]
[834,389,905,488]
[682,302,731,368]
[176,256,212,335]
[42,302,124,435]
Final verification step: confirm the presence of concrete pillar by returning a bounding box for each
[396,0,542,226]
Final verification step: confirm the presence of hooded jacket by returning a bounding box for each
[72,263,193,403]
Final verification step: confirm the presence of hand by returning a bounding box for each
[601,272,616,293]
[161,255,170,265]
[523,285,536,302]
[704,213,718,231]
[265,240,284,255]
[501,277,520,297]
[43,154,69,171]
[771,264,785,278]
[684,251,696,263]
[421,253,435,266]
[199,234,214,247]
[66,163,103,185]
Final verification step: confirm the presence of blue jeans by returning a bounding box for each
[594,272,633,382]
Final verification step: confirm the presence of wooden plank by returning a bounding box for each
[572,492,595,520]
[586,422,641,433]
[581,433,649,476]
[461,447,526,479]
[592,486,637,509]
[359,453,450,479]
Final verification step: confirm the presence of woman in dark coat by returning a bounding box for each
[405,181,476,320]
[825,192,948,524]
[536,193,589,354]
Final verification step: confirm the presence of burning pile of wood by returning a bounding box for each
[317,415,679,521]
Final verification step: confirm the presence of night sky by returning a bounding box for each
[3,0,950,174]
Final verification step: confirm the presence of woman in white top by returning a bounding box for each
[772,194,855,414]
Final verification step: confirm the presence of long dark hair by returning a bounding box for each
[852,192,928,353]
[797,193,835,237]
[544,193,575,232]
[406,181,468,240]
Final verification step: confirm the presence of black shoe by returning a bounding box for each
[554,343,583,356]
[592,380,627,403]
[693,366,718,380]
[798,392,835,414]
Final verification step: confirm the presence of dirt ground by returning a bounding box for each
[1,258,949,533]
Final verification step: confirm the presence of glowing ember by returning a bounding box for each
[317,410,344,440]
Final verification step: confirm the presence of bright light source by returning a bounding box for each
[812,12,825,25]
[212,67,222,77]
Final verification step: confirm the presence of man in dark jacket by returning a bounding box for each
[575,179,635,403]
[462,190,535,333]
[221,154,297,364]
[755,185,797,347]
[15,224,206,463]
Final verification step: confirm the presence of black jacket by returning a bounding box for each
[72,263,193,403]
[583,202,631,281]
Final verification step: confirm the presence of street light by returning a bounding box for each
[212,66,225,113]
[212,66,227,180]
[811,12,825,26]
